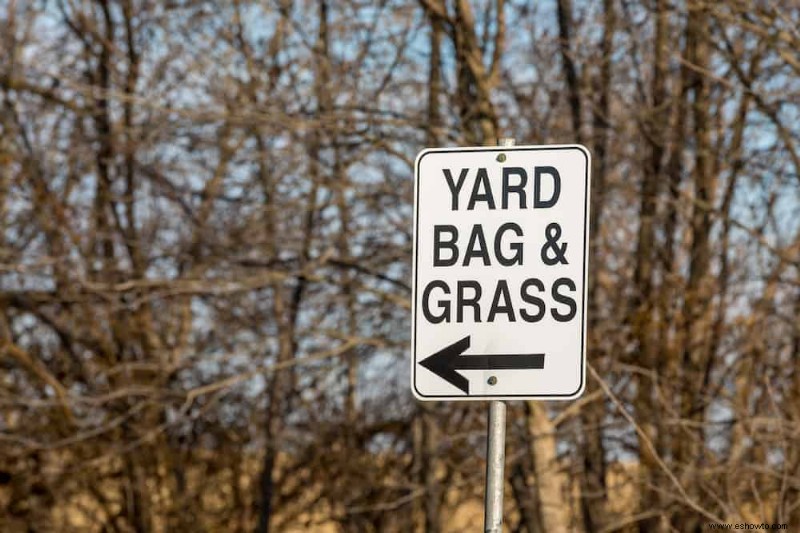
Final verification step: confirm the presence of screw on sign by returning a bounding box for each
[411,144,591,401]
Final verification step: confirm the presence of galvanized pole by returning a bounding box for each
[484,400,507,532]
[484,137,514,533]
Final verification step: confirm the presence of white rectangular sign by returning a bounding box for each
[411,145,591,400]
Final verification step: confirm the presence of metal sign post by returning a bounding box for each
[484,399,507,532]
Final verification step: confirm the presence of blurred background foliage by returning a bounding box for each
[0,0,798,531]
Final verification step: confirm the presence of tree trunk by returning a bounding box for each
[526,402,571,532]
[675,2,714,529]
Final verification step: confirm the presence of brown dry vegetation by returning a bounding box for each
[0,456,641,532]
[1,1,799,532]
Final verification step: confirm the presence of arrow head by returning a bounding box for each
[418,336,471,394]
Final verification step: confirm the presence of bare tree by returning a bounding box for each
[0,1,798,531]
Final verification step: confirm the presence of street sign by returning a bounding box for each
[411,144,591,400]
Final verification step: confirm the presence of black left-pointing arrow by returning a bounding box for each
[418,336,545,395]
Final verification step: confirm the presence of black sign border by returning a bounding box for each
[412,145,591,400]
